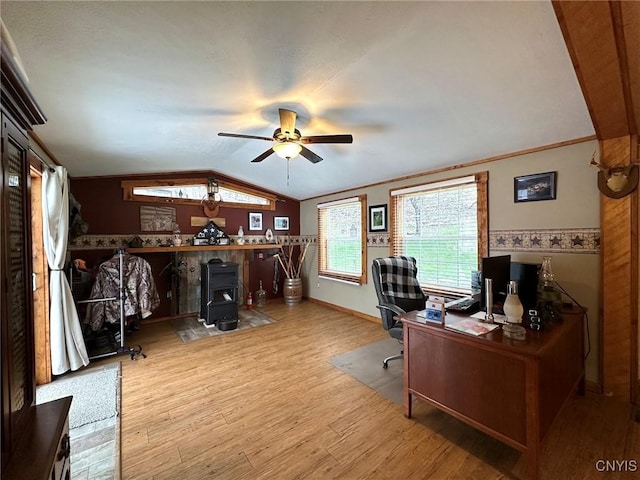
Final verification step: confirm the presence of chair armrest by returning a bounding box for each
[376,303,406,316]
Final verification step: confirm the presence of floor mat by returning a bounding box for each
[328,337,403,405]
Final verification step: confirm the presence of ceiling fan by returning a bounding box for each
[218,108,353,164]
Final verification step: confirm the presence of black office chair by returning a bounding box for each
[372,256,427,368]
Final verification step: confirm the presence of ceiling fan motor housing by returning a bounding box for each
[273,127,301,142]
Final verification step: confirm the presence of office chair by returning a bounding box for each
[372,256,427,368]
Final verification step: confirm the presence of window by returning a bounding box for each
[121,177,276,210]
[317,195,367,284]
[391,173,488,296]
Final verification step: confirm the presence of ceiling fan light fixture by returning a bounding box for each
[273,142,302,159]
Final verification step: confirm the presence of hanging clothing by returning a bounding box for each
[85,253,160,331]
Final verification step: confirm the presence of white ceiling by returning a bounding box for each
[1,1,594,200]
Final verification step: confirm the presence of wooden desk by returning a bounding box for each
[401,310,584,480]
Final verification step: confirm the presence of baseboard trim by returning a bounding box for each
[305,297,381,324]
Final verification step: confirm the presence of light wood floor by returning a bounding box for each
[108,301,639,480]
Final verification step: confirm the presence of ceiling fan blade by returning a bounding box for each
[279,109,297,139]
[300,134,353,144]
[251,148,275,163]
[218,132,274,141]
[299,145,323,164]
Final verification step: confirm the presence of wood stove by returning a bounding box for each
[200,260,238,329]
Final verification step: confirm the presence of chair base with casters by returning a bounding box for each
[380,311,404,368]
[383,350,403,369]
[373,256,427,369]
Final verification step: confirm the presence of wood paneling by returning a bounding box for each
[600,136,638,399]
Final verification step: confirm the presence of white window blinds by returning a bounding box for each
[391,175,485,294]
[317,195,366,284]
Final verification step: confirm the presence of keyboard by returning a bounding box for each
[445,296,480,313]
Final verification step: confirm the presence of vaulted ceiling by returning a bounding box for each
[1,1,636,200]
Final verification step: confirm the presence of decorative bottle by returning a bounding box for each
[172,223,182,246]
[237,225,245,245]
[537,256,562,323]
[503,281,526,340]
[255,280,267,307]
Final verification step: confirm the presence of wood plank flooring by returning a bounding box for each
[104,301,639,479]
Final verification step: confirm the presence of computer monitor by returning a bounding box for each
[480,255,511,314]
[510,261,541,311]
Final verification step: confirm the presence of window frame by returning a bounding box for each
[390,172,488,296]
[121,177,277,210]
[317,194,367,285]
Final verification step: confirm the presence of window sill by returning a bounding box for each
[318,275,362,286]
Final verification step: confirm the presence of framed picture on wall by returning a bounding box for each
[274,216,289,231]
[248,212,263,231]
[369,204,387,232]
[514,171,557,203]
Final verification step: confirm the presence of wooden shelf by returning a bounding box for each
[127,244,282,254]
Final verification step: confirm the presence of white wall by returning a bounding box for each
[300,140,601,383]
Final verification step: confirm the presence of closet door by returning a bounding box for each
[0,112,35,463]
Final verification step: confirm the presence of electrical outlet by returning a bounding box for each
[317,282,320,288]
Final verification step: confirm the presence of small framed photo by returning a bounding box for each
[248,212,263,231]
[514,171,557,203]
[274,216,289,231]
[368,204,387,232]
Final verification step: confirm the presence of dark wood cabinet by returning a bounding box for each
[3,396,72,480]
[0,37,66,479]
[1,106,36,470]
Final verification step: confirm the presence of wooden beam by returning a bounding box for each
[552,1,639,139]
[600,136,638,400]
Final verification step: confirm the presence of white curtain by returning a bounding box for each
[42,166,89,374]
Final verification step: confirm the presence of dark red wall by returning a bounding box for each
[69,172,300,237]
[69,171,300,312]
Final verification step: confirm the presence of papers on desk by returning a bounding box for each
[445,318,500,336]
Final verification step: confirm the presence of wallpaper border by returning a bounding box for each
[366,228,600,255]
[70,228,599,255]
[68,234,316,250]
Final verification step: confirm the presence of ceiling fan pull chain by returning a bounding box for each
[287,158,290,186]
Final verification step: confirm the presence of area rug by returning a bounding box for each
[328,337,404,405]
[36,362,120,429]
[171,308,276,343]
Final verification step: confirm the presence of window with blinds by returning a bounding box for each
[391,173,488,295]
[317,195,367,284]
